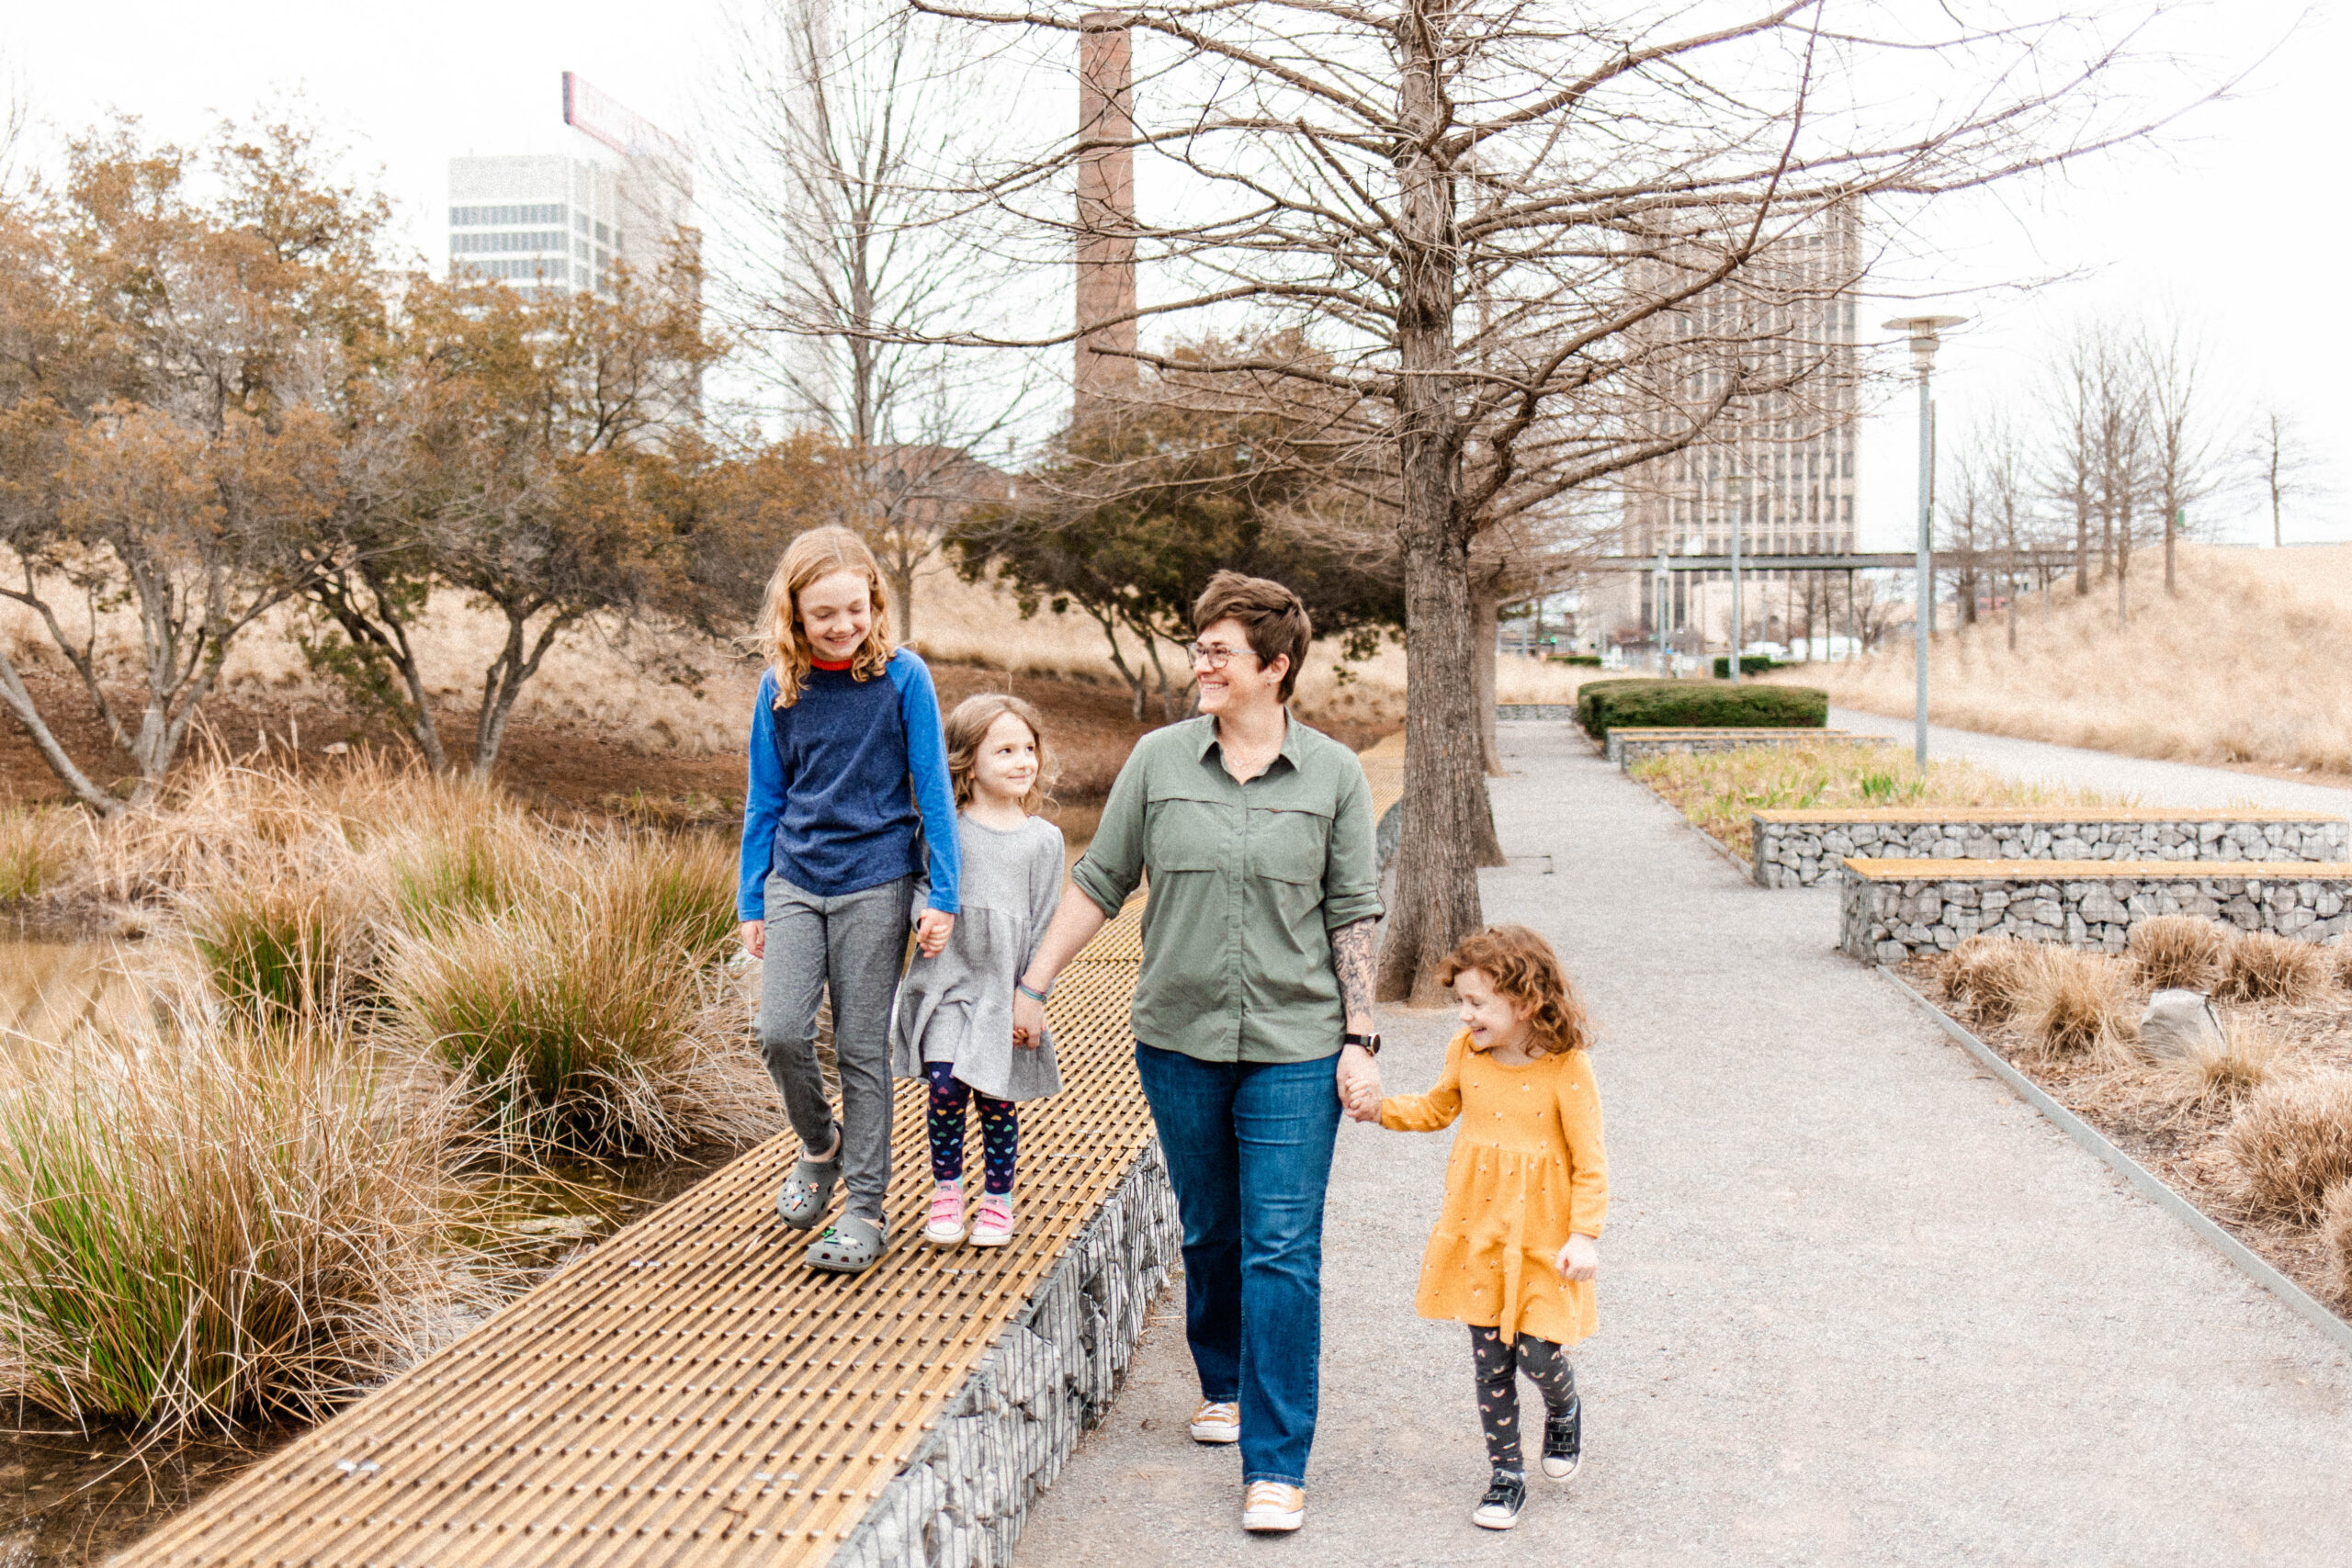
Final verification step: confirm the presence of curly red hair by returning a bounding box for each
[1438,924,1592,1056]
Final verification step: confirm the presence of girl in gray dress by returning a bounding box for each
[892,694,1064,1247]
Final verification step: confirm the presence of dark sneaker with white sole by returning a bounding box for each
[1471,1469,1526,1530]
[1541,1398,1583,1481]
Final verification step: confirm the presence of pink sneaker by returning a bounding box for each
[923,1181,967,1245]
[969,1191,1014,1247]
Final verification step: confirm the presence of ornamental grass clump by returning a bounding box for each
[2322,1181,2352,1303]
[1943,935,2041,1026]
[2223,1071,2352,1220]
[2129,915,2229,993]
[0,993,496,1435]
[2216,931,2328,1007]
[2166,1017,2284,1110]
[0,806,85,904]
[183,856,379,1022]
[386,833,772,1160]
[2017,947,2137,1061]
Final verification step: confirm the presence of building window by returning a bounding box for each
[449,204,566,228]
[450,231,569,254]
[453,257,571,283]
[575,212,590,236]
[594,221,611,244]
[575,240,589,261]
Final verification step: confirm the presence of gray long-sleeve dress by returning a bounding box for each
[890,813,1065,1101]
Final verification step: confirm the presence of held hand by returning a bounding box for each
[1555,1234,1600,1283]
[1336,1043,1383,1123]
[740,919,765,960]
[1012,988,1046,1050]
[914,909,955,959]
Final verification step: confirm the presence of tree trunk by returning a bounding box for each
[1374,5,1486,1003]
[892,559,918,641]
[2163,505,2177,597]
[0,650,122,816]
[1474,589,1504,777]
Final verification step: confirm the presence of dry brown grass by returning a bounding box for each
[2224,1071,2352,1220]
[2322,1180,2352,1303]
[2165,1017,2287,1110]
[2129,915,2231,993]
[1799,543,2352,774]
[1943,935,2043,1026]
[2217,931,2331,1007]
[2017,946,2138,1061]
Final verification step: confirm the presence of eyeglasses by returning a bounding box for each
[1187,641,1258,671]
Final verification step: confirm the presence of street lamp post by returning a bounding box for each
[1725,471,1750,682]
[1883,314,1965,769]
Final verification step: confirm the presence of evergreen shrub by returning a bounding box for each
[1577,679,1826,737]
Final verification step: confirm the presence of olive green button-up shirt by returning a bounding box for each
[1072,714,1384,1064]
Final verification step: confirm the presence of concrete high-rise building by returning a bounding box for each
[446,73,693,298]
[1611,206,1864,656]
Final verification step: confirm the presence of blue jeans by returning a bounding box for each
[1134,1042,1342,1489]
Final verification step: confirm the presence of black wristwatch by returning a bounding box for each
[1342,1032,1382,1057]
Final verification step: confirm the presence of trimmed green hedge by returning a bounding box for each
[1577,679,1826,738]
[1545,653,1603,667]
[1711,654,1779,679]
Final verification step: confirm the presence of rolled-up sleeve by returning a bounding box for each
[1321,761,1384,930]
[1070,740,1149,919]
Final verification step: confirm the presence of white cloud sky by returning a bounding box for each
[6,0,2343,547]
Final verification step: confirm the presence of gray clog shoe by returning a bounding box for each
[805,1213,888,1273]
[775,1150,842,1230]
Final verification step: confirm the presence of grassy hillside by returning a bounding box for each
[1797,543,2352,776]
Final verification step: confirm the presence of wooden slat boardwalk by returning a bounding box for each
[118,907,1150,1568]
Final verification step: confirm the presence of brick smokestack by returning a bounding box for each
[1075,12,1137,423]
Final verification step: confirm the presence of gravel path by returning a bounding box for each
[1012,721,2352,1567]
[1829,705,2352,816]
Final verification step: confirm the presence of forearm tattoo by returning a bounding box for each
[1332,917,1377,1034]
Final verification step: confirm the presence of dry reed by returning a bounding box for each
[0,806,86,904]
[1628,742,2112,861]
[2322,1180,2352,1303]
[1802,543,2352,775]
[2223,1071,2352,1220]
[0,990,503,1433]
[2128,915,2230,993]
[2017,947,2138,1061]
[2163,1016,2285,1110]
[2216,931,2330,1007]
[1942,935,2043,1026]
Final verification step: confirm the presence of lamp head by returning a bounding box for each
[1882,313,1968,373]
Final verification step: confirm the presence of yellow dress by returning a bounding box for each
[1379,1030,1610,1347]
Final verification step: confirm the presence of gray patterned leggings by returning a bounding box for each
[1470,1325,1577,1472]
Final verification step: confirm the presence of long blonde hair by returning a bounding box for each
[944,693,1051,813]
[759,526,895,707]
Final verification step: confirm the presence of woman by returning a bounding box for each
[1012,570,1383,1536]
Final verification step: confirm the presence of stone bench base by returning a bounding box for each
[1758,810,2348,888]
[1607,728,1882,766]
[1839,859,2352,964]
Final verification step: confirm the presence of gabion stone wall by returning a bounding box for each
[1607,728,1883,767]
[1758,814,2348,888]
[832,1141,1181,1568]
[1841,863,2352,964]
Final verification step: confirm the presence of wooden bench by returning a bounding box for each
[1756,808,2348,888]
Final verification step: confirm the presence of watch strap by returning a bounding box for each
[1342,1031,1382,1056]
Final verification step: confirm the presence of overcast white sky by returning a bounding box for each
[6,1,2345,548]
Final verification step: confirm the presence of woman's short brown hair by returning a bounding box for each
[1192,570,1312,703]
[944,693,1051,814]
[1438,924,1593,1056]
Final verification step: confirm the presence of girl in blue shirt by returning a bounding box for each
[738,526,960,1272]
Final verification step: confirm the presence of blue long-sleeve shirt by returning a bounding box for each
[737,648,961,920]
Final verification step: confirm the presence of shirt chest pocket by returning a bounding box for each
[1144,796,1232,873]
[1248,806,1332,886]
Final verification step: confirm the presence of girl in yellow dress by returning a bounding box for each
[1375,924,1608,1531]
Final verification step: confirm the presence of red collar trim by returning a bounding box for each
[810,656,854,671]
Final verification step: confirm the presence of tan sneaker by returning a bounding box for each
[1242,1481,1305,1533]
[1187,1399,1239,1445]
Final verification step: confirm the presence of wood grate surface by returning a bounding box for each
[119,905,1150,1568]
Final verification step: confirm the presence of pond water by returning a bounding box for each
[0,940,736,1564]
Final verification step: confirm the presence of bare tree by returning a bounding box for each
[910,0,2192,996]
[2137,318,2221,597]
[709,0,1046,637]
[2244,400,2326,549]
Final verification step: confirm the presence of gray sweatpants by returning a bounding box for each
[757,872,913,1224]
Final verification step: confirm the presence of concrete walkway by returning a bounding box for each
[1013,722,2352,1567]
[1831,705,2352,817]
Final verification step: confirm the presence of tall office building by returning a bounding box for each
[446,73,694,298]
[1612,207,1863,654]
